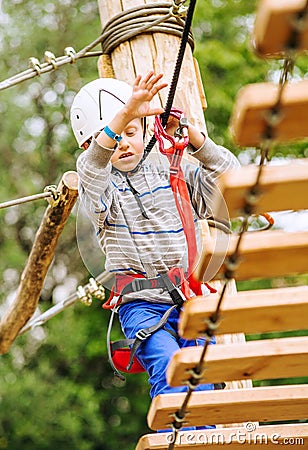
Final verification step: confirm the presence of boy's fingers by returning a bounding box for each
[144,107,164,117]
[143,70,155,84]
[134,74,142,87]
[155,82,168,92]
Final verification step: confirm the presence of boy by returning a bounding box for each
[71,71,239,401]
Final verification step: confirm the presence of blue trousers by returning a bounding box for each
[118,300,215,429]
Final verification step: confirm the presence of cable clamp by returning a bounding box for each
[44,51,58,69]
[77,285,92,306]
[64,46,76,63]
[28,57,41,75]
[171,0,188,18]
[225,255,241,273]
[171,411,187,430]
[44,185,60,201]
[290,10,308,32]
[263,108,284,128]
[204,315,220,334]
[88,278,105,301]
[44,185,60,207]
[186,366,205,389]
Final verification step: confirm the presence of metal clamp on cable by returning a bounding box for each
[64,46,76,63]
[28,57,41,75]
[77,285,92,306]
[44,51,58,69]
[202,316,220,339]
[172,411,187,430]
[171,0,188,18]
[44,185,60,207]
[88,278,105,301]
[186,366,205,389]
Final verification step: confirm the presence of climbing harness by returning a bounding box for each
[104,268,192,380]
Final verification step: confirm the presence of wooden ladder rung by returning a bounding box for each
[147,385,308,430]
[179,286,308,339]
[166,336,308,387]
[195,230,308,282]
[229,80,308,147]
[136,424,308,450]
[213,159,308,219]
[254,0,308,57]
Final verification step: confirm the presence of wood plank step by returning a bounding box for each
[136,423,308,449]
[254,0,308,57]
[166,336,308,387]
[195,230,308,282]
[213,159,308,219]
[229,80,308,147]
[147,385,308,430]
[179,286,308,339]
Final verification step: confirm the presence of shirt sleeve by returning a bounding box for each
[183,136,240,219]
[76,135,115,226]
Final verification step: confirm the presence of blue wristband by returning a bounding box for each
[103,125,122,143]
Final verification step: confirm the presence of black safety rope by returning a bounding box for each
[144,0,198,158]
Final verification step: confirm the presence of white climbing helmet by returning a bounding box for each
[70,78,133,147]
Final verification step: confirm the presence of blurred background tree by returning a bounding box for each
[0,1,307,449]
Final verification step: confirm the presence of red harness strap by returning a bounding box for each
[154,108,203,296]
[103,267,191,310]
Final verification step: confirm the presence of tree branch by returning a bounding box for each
[0,171,79,354]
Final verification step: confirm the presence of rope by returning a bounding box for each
[144,0,198,159]
[0,2,192,92]
[0,186,59,210]
[166,55,294,449]
[286,0,308,51]
[0,46,104,91]
[100,2,194,55]
[18,271,112,335]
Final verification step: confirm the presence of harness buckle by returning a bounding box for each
[135,328,151,341]
[131,277,159,291]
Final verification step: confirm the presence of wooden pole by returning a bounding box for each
[0,171,78,354]
[97,0,252,422]
[97,0,206,130]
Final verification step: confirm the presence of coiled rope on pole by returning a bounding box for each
[0,2,193,92]
[100,2,194,55]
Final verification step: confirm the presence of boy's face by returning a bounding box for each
[110,119,144,172]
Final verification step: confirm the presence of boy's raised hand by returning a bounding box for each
[124,71,168,119]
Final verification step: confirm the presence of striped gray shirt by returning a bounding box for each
[77,136,239,303]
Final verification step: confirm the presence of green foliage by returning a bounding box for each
[0,0,307,448]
